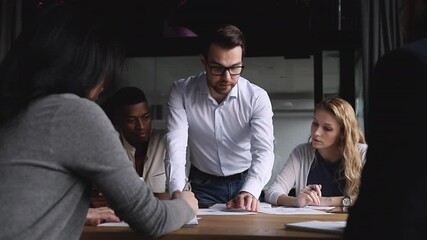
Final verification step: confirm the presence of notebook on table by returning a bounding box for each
[285,220,346,234]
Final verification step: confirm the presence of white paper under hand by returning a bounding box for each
[98,217,199,228]
[183,216,199,227]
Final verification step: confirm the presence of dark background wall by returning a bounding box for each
[22,0,361,57]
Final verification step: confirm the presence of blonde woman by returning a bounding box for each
[264,97,367,208]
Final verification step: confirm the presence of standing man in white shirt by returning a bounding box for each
[166,24,275,211]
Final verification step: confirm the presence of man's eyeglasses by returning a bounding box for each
[208,65,245,76]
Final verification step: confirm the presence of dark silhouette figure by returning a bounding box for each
[344,38,427,239]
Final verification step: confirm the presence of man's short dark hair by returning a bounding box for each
[113,86,147,106]
[101,86,148,125]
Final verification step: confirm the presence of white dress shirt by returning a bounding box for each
[166,71,275,198]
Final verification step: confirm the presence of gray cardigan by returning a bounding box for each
[0,94,194,240]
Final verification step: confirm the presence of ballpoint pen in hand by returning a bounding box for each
[183,181,192,191]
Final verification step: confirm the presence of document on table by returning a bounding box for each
[285,220,346,234]
[306,206,335,211]
[259,206,331,215]
[183,216,199,227]
[197,203,331,215]
[98,222,128,227]
[198,203,272,215]
[98,217,199,228]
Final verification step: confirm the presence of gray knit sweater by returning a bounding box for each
[0,94,194,240]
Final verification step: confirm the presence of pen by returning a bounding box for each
[183,181,192,191]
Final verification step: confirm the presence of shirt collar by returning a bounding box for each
[120,130,136,154]
[200,72,239,100]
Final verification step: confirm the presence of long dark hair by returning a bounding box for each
[0,3,125,124]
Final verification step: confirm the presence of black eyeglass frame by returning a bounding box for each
[207,65,245,76]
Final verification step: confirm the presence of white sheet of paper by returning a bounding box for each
[305,206,335,211]
[183,216,199,227]
[197,203,256,215]
[198,208,257,215]
[98,221,128,227]
[258,206,331,215]
[285,220,346,234]
[98,217,200,228]
[197,202,272,215]
[196,203,331,215]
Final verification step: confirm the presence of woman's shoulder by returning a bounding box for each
[357,143,368,163]
[293,142,313,151]
[43,94,107,123]
[357,143,368,152]
[291,142,315,157]
[61,94,100,110]
[175,72,205,86]
[173,72,208,94]
[237,77,269,96]
[33,93,95,112]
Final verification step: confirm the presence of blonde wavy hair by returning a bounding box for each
[314,96,366,196]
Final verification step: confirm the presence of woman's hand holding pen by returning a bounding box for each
[172,181,198,215]
[183,181,192,192]
[295,184,322,208]
[175,191,199,216]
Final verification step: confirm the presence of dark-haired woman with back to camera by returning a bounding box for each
[0,3,197,240]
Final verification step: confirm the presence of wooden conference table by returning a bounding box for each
[81,212,348,240]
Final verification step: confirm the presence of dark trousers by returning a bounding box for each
[189,165,248,208]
